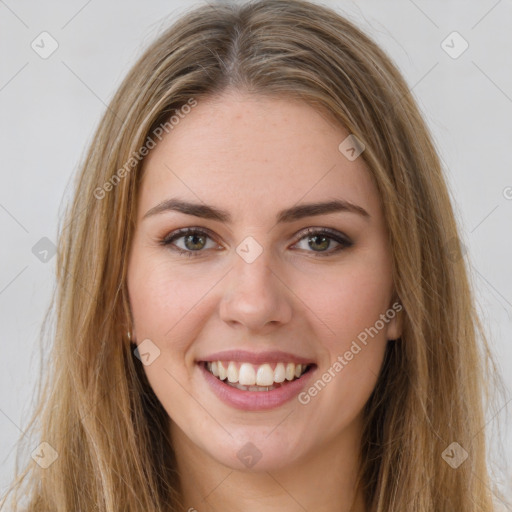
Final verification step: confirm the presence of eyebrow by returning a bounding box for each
[142,197,370,223]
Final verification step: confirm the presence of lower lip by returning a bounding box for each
[199,363,316,411]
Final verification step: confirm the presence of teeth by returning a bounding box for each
[239,363,256,386]
[217,361,227,380]
[230,382,276,392]
[227,362,238,383]
[274,362,285,383]
[256,363,274,386]
[285,363,295,381]
[205,360,309,387]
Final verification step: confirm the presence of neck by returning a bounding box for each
[171,416,367,512]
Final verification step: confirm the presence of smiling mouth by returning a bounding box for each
[202,360,315,391]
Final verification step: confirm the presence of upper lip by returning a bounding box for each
[198,349,315,366]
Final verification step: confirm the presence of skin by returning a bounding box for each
[127,90,402,512]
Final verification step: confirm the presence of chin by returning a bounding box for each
[202,426,307,472]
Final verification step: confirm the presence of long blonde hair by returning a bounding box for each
[2,1,509,510]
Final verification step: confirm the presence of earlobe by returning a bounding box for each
[126,328,136,343]
[385,302,403,341]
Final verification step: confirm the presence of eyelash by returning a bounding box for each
[159,227,353,258]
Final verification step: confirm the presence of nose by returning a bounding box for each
[219,245,293,334]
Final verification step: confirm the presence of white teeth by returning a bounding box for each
[217,361,227,380]
[227,362,238,383]
[205,360,310,387]
[256,363,274,386]
[274,362,285,383]
[238,363,256,386]
[285,363,295,381]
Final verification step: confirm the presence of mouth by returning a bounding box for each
[197,352,317,410]
[202,360,314,391]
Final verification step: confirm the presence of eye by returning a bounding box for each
[160,228,220,257]
[291,227,353,256]
[160,227,353,257]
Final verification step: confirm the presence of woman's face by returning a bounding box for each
[127,91,401,471]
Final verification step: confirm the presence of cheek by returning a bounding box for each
[300,255,393,348]
[294,255,392,426]
[295,249,393,410]
[296,276,390,437]
[127,257,207,418]
[128,256,216,343]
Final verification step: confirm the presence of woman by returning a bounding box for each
[1,0,508,510]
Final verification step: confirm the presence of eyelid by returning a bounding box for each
[294,226,352,244]
[162,226,217,241]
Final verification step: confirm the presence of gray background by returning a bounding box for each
[1,0,511,504]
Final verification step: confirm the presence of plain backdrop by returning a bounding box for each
[1,0,511,503]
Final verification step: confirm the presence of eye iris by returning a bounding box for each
[184,233,206,251]
[308,234,330,251]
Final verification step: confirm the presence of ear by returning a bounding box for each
[384,300,403,341]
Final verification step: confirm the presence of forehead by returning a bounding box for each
[137,92,381,223]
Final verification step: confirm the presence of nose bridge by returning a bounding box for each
[229,235,277,298]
